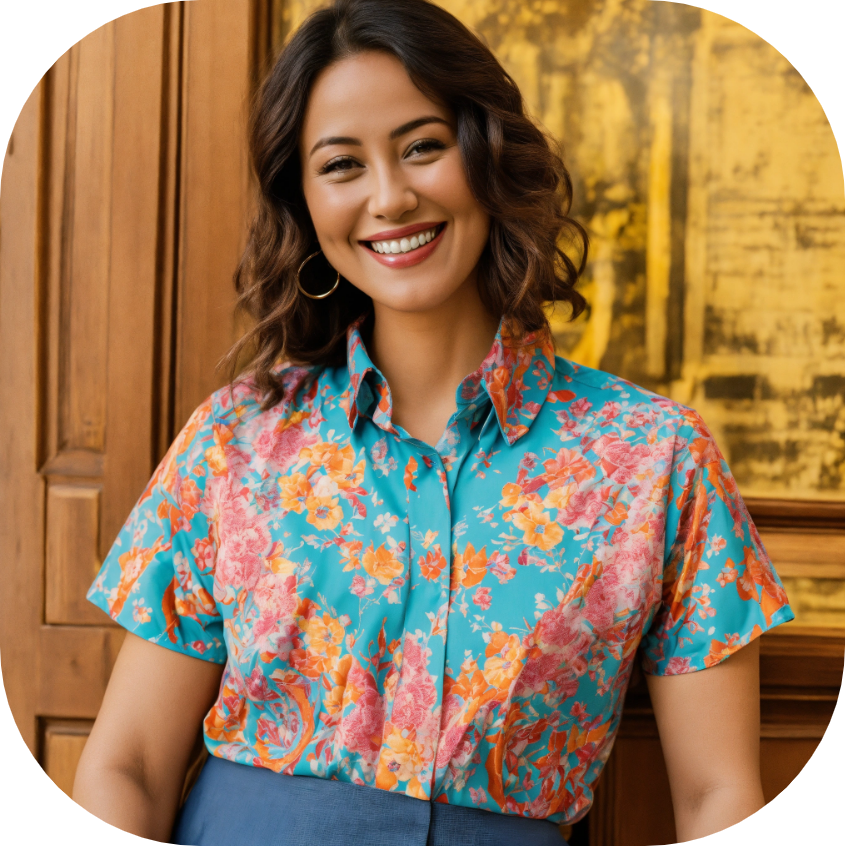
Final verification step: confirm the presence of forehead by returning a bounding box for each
[300,51,449,148]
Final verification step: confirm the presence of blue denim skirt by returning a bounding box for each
[171,756,567,846]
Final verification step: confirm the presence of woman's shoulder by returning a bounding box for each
[205,362,325,436]
[548,354,707,438]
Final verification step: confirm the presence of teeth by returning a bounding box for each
[371,227,437,255]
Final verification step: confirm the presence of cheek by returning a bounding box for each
[421,158,489,236]
[302,185,360,245]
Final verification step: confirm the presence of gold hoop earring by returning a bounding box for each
[296,250,340,300]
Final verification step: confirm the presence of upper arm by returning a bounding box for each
[645,638,762,809]
[76,632,224,812]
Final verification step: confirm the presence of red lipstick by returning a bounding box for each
[363,223,446,269]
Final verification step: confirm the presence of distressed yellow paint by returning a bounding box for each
[645,41,672,378]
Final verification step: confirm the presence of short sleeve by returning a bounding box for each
[640,409,794,675]
[87,397,227,663]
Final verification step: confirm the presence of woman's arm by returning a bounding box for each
[73,632,225,842]
[645,638,764,842]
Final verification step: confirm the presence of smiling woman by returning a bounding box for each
[225,0,587,418]
[70,1,794,845]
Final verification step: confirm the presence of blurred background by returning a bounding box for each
[1,2,843,844]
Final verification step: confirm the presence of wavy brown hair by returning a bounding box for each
[225,0,588,409]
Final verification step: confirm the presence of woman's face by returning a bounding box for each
[299,51,491,314]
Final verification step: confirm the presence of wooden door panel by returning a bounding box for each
[0,82,44,753]
[55,21,114,456]
[175,0,253,426]
[761,738,822,803]
[45,484,105,625]
[37,625,125,720]
[42,720,95,797]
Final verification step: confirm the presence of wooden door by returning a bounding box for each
[0,0,261,797]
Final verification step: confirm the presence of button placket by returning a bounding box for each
[372,430,452,799]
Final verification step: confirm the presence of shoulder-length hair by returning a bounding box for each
[225,0,588,409]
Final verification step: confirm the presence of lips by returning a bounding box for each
[363,222,447,269]
[361,221,444,242]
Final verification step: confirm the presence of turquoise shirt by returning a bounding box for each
[88,319,793,823]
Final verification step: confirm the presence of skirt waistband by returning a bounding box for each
[171,755,567,846]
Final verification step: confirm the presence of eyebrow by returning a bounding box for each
[308,115,450,158]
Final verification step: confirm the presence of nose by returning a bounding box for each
[367,162,418,221]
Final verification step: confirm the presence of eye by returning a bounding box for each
[318,155,360,175]
[406,138,446,158]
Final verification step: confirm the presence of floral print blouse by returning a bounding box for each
[88,318,793,824]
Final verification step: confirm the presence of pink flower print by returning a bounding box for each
[664,656,693,675]
[251,573,297,641]
[554,409,580,434]
[487,551,516,584]
[401,634,430,678]
[513,651,562,696]
[216,489,270,594]
[536,604,581,651]
[582,577,617,632]
[570,397,592,418]
[599,401,621,421]
[592,435,652,484]
[391,675,437,729]
[569,701,589,724]
[469,787,489,806]
[473,587,492,610]
[254,424,316,473]
[340,686,384,760]
[244,666,280,701]
[370,437,387,463]
[191,537,216,574]
[351,574,374,597]
[559,489,603,531]
[623,410,655,429]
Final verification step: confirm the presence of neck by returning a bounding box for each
[367,278,499,445]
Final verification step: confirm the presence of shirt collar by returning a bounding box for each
[344,317,556,445]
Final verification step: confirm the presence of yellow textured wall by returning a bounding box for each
[272,0,845,505]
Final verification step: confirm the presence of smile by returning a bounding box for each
[361,223,446,268]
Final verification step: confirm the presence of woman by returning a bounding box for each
[73,1,794,843]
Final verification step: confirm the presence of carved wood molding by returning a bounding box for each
[745,497,845,532]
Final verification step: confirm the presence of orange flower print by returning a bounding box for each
[543,447,596,487]
[362,543,404,584]
[132,599,152,624]
[294,611,345,678]
[482,631,525,692]
[323,654,353,716]
[717,565,738,587]
[500,481,534,509]
[266,541,298,575]
[419,547,447,581]
[378,727,427,791]
[301,441,339,470]
[301,612,344,657]
[278,472,312,513]
[453,542,488,590]
[326,444,365,490]
[404,456,418,491]
[305,493,344,531]
[510,500,563,551]
[340,540,363,571]
[543,481,576,512]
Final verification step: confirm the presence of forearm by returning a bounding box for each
[73,761,178,842]
[673,782,765,843]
